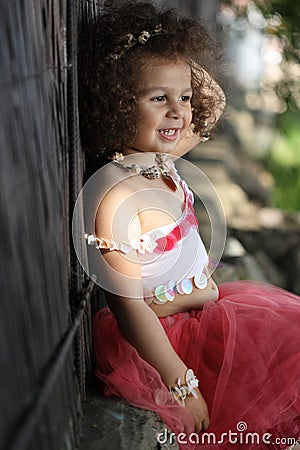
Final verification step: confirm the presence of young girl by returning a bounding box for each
[76,1,300,448]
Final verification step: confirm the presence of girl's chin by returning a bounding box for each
[155,149,174,154]
[155,141,179,153]
[125,140,179,154]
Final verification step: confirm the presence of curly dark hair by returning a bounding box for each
[78,0,224,162]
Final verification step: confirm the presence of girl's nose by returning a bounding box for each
[166,101,184,119]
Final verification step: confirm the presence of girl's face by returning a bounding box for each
[128,59,193,154]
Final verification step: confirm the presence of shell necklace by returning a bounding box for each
[111,152,179,191]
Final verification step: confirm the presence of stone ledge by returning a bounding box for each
[79,392,179,450]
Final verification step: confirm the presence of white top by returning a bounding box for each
[85,179,209,304]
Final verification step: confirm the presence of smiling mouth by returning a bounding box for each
[157,128,179,140]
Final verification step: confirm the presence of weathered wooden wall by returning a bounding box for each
[0,1,86,449]
[0,1,222,449]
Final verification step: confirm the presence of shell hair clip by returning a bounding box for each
[111,24,166,60]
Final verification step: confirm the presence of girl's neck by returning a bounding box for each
[123,147,165,165]
[123,146,145,156]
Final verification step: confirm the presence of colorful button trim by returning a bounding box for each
[153,272,208,304]
[194,272,208,289]
[154,281,176,304]
[177,278,193,295]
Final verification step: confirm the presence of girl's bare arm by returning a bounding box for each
[107,291,188,382]
[106,288,210,432]
[95,185,210,431]
[101,246,210,432]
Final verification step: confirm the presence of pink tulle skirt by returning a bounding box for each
[93,281,300,449]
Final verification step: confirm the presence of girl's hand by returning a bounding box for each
[184,388,210,433]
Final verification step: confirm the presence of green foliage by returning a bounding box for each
[222,0,300,110]
[221,1,300,210]
[264,111,300,211]
[255,0,300,63]
[255,1,300,110]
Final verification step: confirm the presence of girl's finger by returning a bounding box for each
[203,416,210,431]
[195,421,202,434]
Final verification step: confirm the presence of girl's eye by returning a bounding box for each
[179,95,191,102]
[152,95,166,102]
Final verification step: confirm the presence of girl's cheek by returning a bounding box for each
[186,111,193,126]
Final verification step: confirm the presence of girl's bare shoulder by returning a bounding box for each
[94,163,141,239]
[96,162,140,207]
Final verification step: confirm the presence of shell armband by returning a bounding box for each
[169,369,199,407]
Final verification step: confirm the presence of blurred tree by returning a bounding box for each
[222,0,300,109]
[256,0,300,110]
[256,0,300,61]
[220,0,300,211]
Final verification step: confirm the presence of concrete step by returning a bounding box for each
[80,393,178,450]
